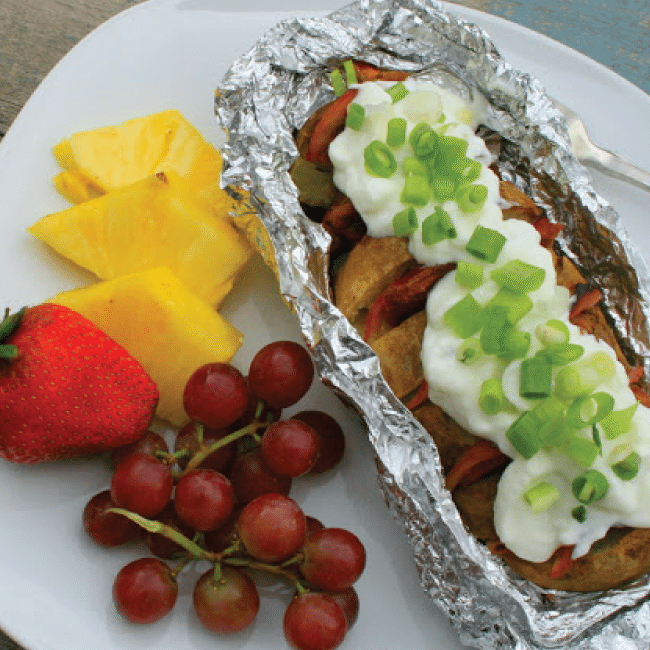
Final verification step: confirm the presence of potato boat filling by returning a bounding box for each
[293,62,650,591]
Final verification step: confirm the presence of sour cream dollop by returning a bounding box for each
[329,77,650,563]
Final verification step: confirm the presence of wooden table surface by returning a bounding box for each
[0,1,648,649]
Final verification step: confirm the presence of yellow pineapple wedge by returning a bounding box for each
[29,171,252,308]
[48,267,243,426]
[52,109,225,206]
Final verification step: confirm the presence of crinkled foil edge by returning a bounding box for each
[214,1,650,648]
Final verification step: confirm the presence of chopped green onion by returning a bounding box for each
[572,469,609,504]
[486,288,532,324]
[491,259,546,294]
[386,118,407,148]
[330,69,346,96]
[466,226,507,264]
[401,175,430,206]
[456,338,484,364]
[345,103,365,130]
[443,294,487,339]
[480,307,530,359]
[439,135,469,160]
[561,437,600,467]
[600,402,638,440]
[459,158,482,184]
[479,378,505,414]
[392,207,418,237]
[506,411,542,459]
[612,451,640,481]
[535,397,572,448]
[387,82,409,103]
[553,352,613,401]
[455,261,484,289]
[403,156,428,177]
[456,184,488,213]
[343,59,357,85]
[535,319,570,346]
[565,392,615,428]
[364,140,397,178]
[409,123,439,160]
[535,343,584,366]
[421,207,456,245]
[430,176,457,201]
[572,505,587,523]
[524,481,560,513]
[520,355,552,399]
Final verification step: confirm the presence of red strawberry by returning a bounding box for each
[0,304,159,463]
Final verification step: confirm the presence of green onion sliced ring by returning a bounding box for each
[430,176,457,201]
[561,436,600,468]
[456,183,488,213]
[486,288,532,325]
[535,319,570,346]
[330,69,347,96]
[392,206,418,237]
[387,82,409,103]
[400,175,430,207]
[443,294,487,339]
[612,451,641,481]
[572,469,609,504]
[345,103,365,131]
[565,392,615,428]
[342,59,357,85]
[465,225,507,263]
[408,122,439,160]
[535,342,584,366]
[490,259,546,294]
[572,504,587,523]
[386,118,407,148]
[364,140,397,178]
[506,411,542,459]
[520,355,552,400]
[455,261,484,289]
[600,402,638,440]
[479,378,505,415]
[524,480,560,513]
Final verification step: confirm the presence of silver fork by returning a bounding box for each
[553,99,650,192]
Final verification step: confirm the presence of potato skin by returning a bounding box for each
[292,77,650,592]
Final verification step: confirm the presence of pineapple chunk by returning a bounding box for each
[53,110,224,203]
[53,170,103,204]
[29,171,252,307]
[48,267,243,426]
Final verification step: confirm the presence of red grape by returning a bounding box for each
[248,341,314,408]
[232,376,283,429]
[202,507,242,554]
[110,452,173,518]
[174,422,235,473]
[228,448,292,505]
[193,565,260,634]
[283,592,347,650]
[83,490,140,547]
[299,528,366,591]
[237,493,306,563]
[113,558,178,624]
[143,502,195,559]
[111,430,169,469]
[261,419,320,478]
[329,587,360,628]
[292,411,345,474]
[183,362,250,429]
[174,469,235,531]
[305,516,325,535]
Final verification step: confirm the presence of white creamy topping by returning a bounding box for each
[330,78,650,563]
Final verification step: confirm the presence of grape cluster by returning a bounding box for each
[82,340,364,650]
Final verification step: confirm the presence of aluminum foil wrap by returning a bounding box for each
[214,0,650,647]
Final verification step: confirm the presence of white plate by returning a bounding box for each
[1,2,649,650]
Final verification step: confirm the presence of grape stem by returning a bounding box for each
[223,556,307,591]
[180,420,267,477]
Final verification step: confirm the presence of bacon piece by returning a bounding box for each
[405,380,429,411]
[352,61,409,83]
[549,545,574,579]
[569,288,603,322]
[322,197,366,248]
[532,216,564,248]
[363,263,456,341]
[305,89,358,168]
[444,439,510,492]
[628,366,645,386]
